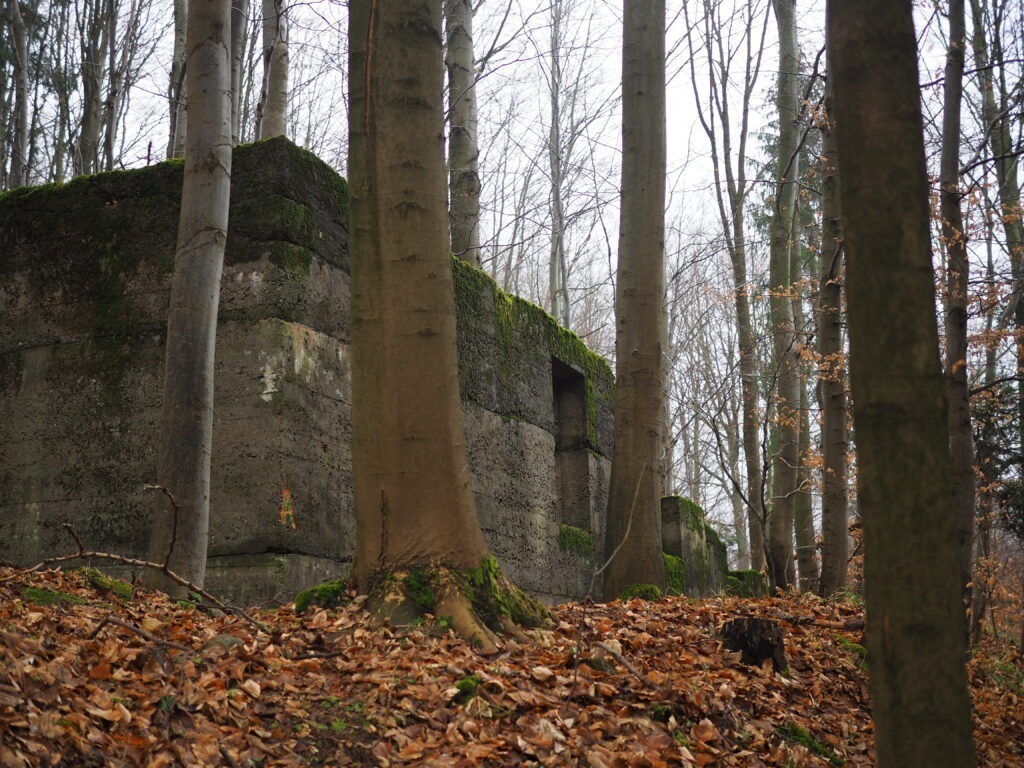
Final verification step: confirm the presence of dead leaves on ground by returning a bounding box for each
[1,567,1022,767]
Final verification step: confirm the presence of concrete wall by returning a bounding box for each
[0,138,619,604]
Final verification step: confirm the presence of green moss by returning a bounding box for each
[650,703,672,723]
[663,553,688,595]
[461,553,548,629]
[454,674,482,705]
[557,524,593,559]
[834,634,868,668]
[294,579,348,614]
[402,570,437,613]
[777,722,845,766]
[21,587,88,607]
[620,583,663,601]
[80,567,133,600]
[725,569,768,598]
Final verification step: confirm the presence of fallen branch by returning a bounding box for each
[593,640,659,692]
[89,616,193,653]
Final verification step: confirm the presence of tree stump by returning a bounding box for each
[721,618,787,672]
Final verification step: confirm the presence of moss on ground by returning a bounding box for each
[80,567,133,600]
[294,579,349,614]
[777,722,845,766]
[21,587,88,607]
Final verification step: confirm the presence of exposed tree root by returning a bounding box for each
[358,555,548,652]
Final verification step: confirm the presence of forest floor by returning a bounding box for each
[1,566,1022,767]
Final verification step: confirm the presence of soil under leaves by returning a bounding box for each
[1,567,1022,767]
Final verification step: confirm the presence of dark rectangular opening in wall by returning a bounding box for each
[552,357,586,451]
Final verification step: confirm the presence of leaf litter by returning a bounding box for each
[1,566,1021,767]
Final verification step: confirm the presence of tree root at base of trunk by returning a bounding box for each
[362,555,548,652]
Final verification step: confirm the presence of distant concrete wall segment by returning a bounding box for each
[0,137,724,604]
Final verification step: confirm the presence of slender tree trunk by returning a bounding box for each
[729,405,752,569]
[970,0,1024,512]
[941,0,976,618]
[255,0,288,139]
[146,0,233,593]
[827,1,976,764]
[6,0,29,188]
[78,0,108,175]
[817,80,849,597]
[602,0,667,600]
[230,0,249,143]
[103,0,119,172]
[767,0,800,590]
[547,0,569,327]
[167,0,187,158]
[795,369,818,591]
[445,0,481,266]
[348,0,489,586]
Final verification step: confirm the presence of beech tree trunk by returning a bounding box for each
[766,0,800,590]
[827,1,976,764]
[145,0,233,593]
[6,0,29,187]
[445,0,481,266]
[255,0,288,139]
[602,0,667,600]
[167,0,187,158]
[816,80,849,597]
[230,0,249,142]
[941,0,975,615]
[348,0,487,583]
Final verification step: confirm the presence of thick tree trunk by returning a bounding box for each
[766,0,800,590]
[445,0,481,266]
[6,0,29,188]
[348,0,487,582]
[602,0,667,600]
[146,0,233,593]
[827,1,976,765]
[817,82,849,597]
[255,0,288,139]
[941,0,976,616]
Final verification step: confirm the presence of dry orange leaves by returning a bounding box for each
[1,566,1022,767]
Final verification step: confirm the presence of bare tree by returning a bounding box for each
[602,0,667,599]
[445,0,481,266]
[145,0,233,593]
[827,0,975,762]
[683,0,771,571]
[766,0,800,589]
[5,0,28,187]
[255,0,288,138]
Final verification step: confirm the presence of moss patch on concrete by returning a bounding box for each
[663,553,687,595]
[557,524,593,559]
[725,569,768,598]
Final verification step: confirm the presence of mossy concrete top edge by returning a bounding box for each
[0,136,347,216]
[452,257,613,388]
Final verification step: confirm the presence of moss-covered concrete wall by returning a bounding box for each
[0,137,614,604]
[660,496,727,597]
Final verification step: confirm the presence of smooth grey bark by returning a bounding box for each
[827,0,976,764]
[78,0,108,174]
[255,0,288,139]
[816,80,849,597]
[766,0,800,590]
[145,0,233,593]
[941,0,976,615]
[167,0,187,158]
[6,0,29,187]
[445,0,481,266]
[230,0,249,142]
[602,0,667,599]
[546,0,570,327]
